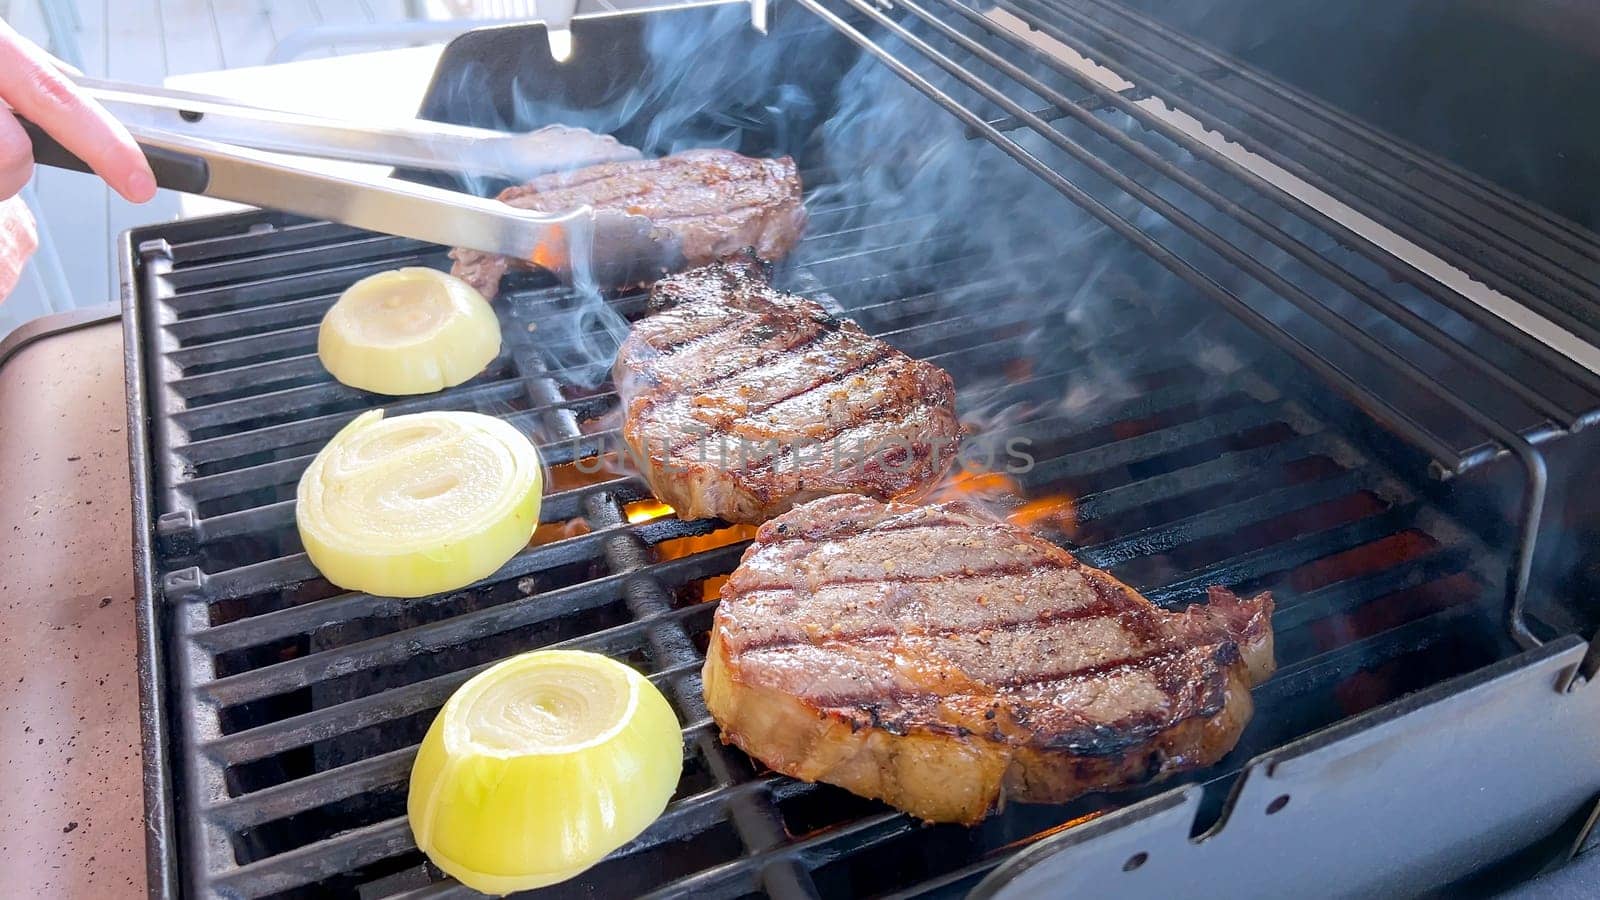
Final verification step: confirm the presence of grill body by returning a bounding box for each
[123,3,1600,897]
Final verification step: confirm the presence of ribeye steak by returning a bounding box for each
[703,494,1275,823]
[613,260,960,524]
[449,148,805,299]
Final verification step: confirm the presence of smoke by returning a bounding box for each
[588,3,1234,502]
[424,2,1245,499]
[788,14,1156,419]
[423,5,846,391]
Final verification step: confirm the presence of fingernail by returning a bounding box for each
[127,168,156,202]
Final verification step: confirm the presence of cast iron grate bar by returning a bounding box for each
[1067,430,1339,523]
[161,237,435,292]
[1075,465,1382,569]
[200,604,726,768]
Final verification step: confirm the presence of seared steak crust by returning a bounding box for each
[703,494,1275,824]
[449,148,806,298]
[613,261,961,524]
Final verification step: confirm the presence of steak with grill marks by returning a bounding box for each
[612,259,960,524]
[702,494,1276,824]
[449,148,806,299]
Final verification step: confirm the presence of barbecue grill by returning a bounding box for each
[122,1,1600,897]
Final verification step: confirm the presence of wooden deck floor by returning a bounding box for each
[1,0,580,336]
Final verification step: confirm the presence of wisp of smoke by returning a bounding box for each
[427,3,1253,510]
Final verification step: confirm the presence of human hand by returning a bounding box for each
[0,18,155,203]
[0,195,37,300]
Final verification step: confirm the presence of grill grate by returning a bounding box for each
[129,193,1512,897]
[793,0,1600,654]
[121,3,1600,896]
[1022,0,1600,354]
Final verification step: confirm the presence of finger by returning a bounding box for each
[0,108,33,201]
[0,19,154,202]
[42,51,83,79]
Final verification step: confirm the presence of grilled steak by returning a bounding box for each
[449,148,806,299]
[613,260,961,524]
[702,494,1275,824]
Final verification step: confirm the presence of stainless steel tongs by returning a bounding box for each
[24,75,684,285]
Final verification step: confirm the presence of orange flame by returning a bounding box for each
[932,470,1022,505]
[655,522,761,601]
[1009,495,1076,531]
[531,241,561,271]
[655,523,759,562]
[530,518,591,547]
[994,811,1105,853]
[546,460,625,492]
[625,500,675,524]
[699,573,733,603]
[930,470,1075,533]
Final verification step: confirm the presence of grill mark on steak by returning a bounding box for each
[737,615,1187,698]
[703,494,1275,824]
[645,319,832,377]
[726,352,932,442]
[641,325,886,415]
[661,348,899,454]
[756,517,1049,548]
[718,566,1112,657]
[735,404,956,482]
[745,651,1224,743]
[633,270,849,365]
[731,596,1128,653]
[615,263,960,524]
[793,642,1236,745]
[726,557,1066,593]
[993,644,1202,689]
[729,519,1066,591]
[639,297,831,357]
[757,502,994,543]
[835,658,1232,751]
[623,323,839,412]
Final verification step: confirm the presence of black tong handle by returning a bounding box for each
[21,118,212,195]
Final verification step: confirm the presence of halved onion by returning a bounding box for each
[408,650,683,894]
[319,267,501,395]
[296,409,541,597]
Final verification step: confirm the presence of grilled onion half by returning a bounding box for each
[409,650,683,894]
[295,409,542,597]
[319,267,501,395]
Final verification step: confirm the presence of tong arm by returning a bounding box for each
[71,75,642,182]
[23,117,596,277]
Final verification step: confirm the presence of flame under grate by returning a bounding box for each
[129,188,1516,898]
